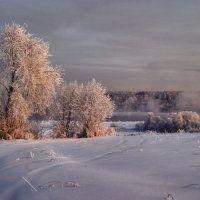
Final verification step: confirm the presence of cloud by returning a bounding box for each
[1,0,200,90]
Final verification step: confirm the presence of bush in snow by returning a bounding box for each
[77,79,115,137]
[139,111,200,133]
[53,79,115,138]
[0,23,61,139]
[52,81,80,138]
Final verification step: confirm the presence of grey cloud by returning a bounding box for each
[1,0,200,90]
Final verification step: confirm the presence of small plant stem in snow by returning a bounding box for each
[22,176,37,192]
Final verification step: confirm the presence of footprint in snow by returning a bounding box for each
[182,183,200,189]
[39,181,80,190]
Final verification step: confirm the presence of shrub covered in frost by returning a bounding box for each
[53,79,115,138]
[138,111,200,133]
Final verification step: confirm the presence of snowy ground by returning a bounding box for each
[107,121,143,134]
[1,130,200,199]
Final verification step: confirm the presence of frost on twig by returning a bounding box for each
[29,151,34,159]
[22,176,37,192]
[165,194,175,200]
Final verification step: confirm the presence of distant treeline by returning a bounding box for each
[108,91,200,113]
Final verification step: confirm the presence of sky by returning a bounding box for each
[1,0,200,91]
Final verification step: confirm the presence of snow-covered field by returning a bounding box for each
[1,130,200,199]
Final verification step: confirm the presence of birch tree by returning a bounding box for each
[0,23,61,139]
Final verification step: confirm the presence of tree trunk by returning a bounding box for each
[65,109,72,137]
[5,70,16,119]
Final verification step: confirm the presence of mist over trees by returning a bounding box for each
[109,91,200,113]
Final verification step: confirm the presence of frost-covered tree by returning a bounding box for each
[0,23,61,139]
[78,79,114,137]
[53,81,81,138]
[54,79,114,138]
[139,111,200,133]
